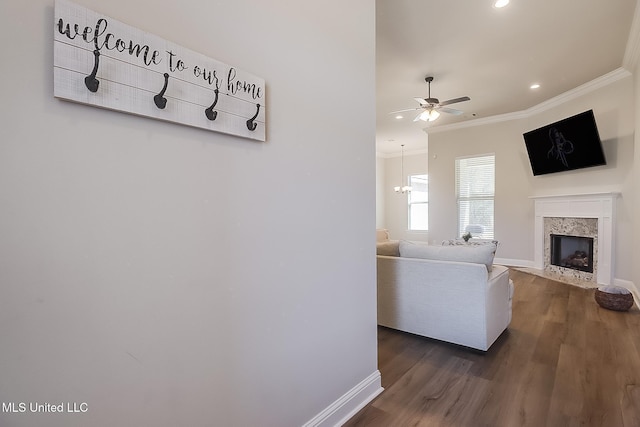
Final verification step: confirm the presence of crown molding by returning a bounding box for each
[425,67,632,135]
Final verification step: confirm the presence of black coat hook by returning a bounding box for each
[205,89,219,121]
[246,103,260,131]
[84,49,100,93]
[154,73,170,109]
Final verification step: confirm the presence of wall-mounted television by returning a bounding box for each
[523,110,606,176]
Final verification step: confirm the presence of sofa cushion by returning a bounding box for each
[376,240,400,256]
[399,240,496,271]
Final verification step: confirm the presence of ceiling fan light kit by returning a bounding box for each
[418,109,440,122]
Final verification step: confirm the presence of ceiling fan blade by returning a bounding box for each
[413,111,424,122]
[439,96,470,106]
[437,106,464,115]
[413,97,428,106]
[389,107,421,114]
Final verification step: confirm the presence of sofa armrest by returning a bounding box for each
[484,265,511,348]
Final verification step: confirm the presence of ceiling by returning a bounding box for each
[376,0,638,155]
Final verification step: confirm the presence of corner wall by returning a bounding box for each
[0,1,378,426]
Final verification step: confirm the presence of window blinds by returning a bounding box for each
[455,155,495,239]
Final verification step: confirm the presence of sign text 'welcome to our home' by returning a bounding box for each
[54,0,266,141]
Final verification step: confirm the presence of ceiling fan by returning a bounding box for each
[391,76,470,122]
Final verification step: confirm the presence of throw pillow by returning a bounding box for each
[399,240,496,271]
[442,238,499,247]
[442,239,499,256]
[376,229,390,242]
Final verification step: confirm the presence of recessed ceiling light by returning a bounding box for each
[494,0,509,8]
[530,83,540,89]
[395,115,403,119]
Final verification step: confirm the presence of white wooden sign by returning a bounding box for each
[53,0,266,141]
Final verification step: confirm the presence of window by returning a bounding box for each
[408,174,428,231]
[455,155,494,239]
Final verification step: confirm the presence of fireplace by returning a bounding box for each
[532,192,618,286]
[550,234,594,273]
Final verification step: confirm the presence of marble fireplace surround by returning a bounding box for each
[544,217,598,283]
[531,193,619,286]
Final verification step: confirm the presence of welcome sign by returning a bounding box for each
[53,0,266,141]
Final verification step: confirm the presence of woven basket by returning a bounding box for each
[595,287,634,312]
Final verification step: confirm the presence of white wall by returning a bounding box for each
[428,74,635,282]
[0,1,378,426]
[379,152,428,241]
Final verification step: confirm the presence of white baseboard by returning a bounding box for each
[494,258,535,268]
[302,370,383,427]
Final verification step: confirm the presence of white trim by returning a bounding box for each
[426,68,632,135]
[302,370,383,427]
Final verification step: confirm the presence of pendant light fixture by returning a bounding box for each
[394,144,412,193]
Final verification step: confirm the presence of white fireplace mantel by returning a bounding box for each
[530,192,620,285]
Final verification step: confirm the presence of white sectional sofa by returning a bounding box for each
[376,236,513,351]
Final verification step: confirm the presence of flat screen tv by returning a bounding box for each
[523,110,606,176]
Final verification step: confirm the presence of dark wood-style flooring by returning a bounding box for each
[344,269,640,427]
